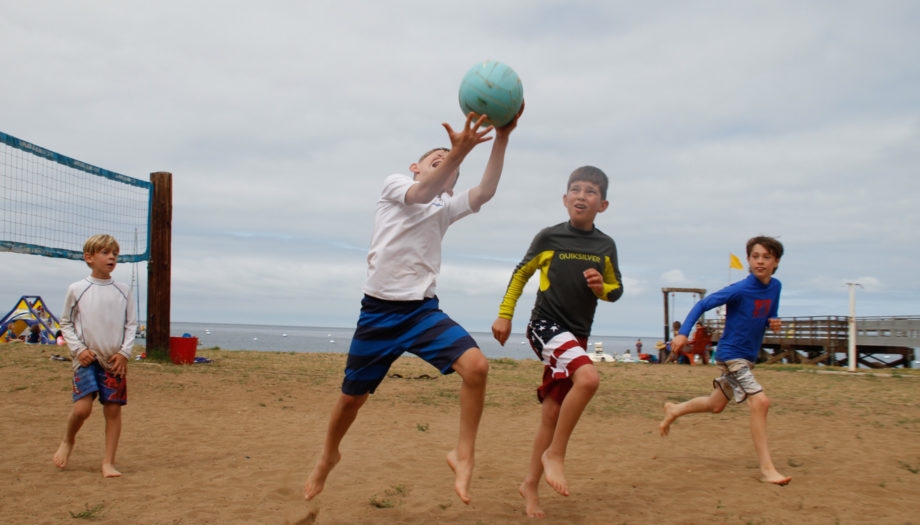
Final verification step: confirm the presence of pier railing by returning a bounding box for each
[854,316,920,347]
[703,316,849,345]
[702,315,919,368]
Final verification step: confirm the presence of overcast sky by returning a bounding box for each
[2,1,918,340]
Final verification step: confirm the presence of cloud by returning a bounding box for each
[660,270,690,286]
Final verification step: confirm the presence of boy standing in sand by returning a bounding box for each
[659,235,790,485]
[304,107,523,504]
[491,166,623,518]
[53,234,137,477]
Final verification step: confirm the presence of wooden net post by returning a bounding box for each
[146,172,172,360]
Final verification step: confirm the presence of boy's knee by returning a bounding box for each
[472,354,490,376]
[72,405,92,420]
[339,393,368,412]
[72,398,93,419]
[467,361,490,387]
[456,350,489,384]
[574,365,599,393]
[749,393,770,411]
[710,391,729,414]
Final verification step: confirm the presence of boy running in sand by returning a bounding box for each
[304,106,523,504]
[659,235,790,485]
[53,234,137,477]
[492,166,623,518]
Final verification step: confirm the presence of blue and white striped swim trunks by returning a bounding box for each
[341,295,478,396]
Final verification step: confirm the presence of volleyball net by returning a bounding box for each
[0,131,151,262]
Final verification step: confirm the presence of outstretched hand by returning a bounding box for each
[494,99,525,139]
[442,112,493,157]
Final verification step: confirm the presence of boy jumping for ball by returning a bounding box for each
[659,235,790,486]
[304,106,523,504]
[53,234,137,477]
[492,166,624,518]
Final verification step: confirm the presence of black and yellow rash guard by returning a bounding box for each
[498,222,623,338]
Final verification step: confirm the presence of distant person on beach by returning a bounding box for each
[491,166,623,518]
[659,235,790,485]
[635,338,642,354]
[53,234,137,478]
[662,321,681,363]
[304,106,523,505]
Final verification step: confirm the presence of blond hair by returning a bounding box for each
[83,234,120,267]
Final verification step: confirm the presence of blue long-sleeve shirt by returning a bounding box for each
[679,273,781,362]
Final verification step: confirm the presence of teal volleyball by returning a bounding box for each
[458,60,523,127]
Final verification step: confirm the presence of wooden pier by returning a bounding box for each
[702,316,920,368]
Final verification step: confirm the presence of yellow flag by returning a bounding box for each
[729,253,743,270]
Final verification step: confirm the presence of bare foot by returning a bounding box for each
[659,402,676,437]
[53,441,74,469]
[541,450,568,497]
[519,481,545,518]
[761,471,791,486]
[446,449,473,504]
[101,463,122,478]
[304,452,341,501]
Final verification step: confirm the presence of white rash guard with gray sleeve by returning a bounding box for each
[61,276,137,372]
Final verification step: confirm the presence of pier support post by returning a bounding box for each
[846,282,861,372]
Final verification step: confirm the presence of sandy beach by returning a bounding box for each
[2,341,918,524]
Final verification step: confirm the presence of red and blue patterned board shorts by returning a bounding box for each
[72,361,127,405]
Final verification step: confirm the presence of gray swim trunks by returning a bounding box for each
[713,359,763,403]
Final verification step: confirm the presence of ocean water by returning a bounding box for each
[166,322,655,361]
[160,322,917,368]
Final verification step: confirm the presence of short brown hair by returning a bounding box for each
[746,235,783,273]
[567,166,608,200]
[83,234,119,267]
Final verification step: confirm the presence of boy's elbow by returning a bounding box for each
[607,287,624,303]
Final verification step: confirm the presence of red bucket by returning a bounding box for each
[169,337,197,365]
